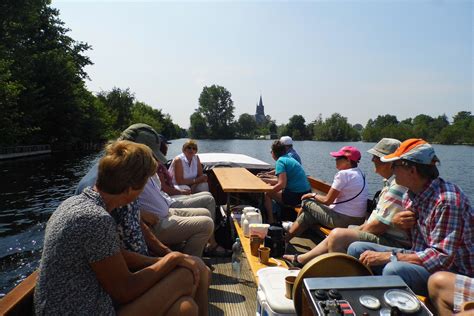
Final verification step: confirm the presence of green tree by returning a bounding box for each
[0,0,92,146]
[197,85,235,139]
[286,115,307,140]
[189,112,208,138]
[237,113,258,138]
[314,113,360,141]
[98,88,134,132]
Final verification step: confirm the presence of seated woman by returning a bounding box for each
[35,140,202,315]
[261,140,311,224]
[284,146,368,242]
[169,139,209,193]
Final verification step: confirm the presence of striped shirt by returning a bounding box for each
[404,178,473,275]
[367,177,410,245]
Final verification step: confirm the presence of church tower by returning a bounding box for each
[255,95,266,125]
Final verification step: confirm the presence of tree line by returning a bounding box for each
[0,0,183,149]
[190,85,473,145]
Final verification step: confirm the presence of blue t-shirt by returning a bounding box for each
[275,154,310,193]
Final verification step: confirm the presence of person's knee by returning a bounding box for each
[428,271,447,293]
[171,296,198,316]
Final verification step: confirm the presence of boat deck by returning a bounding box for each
[207,255,258,315]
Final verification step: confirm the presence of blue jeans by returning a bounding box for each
[347,241,431,296]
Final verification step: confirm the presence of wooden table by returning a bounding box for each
[212,167,272,215]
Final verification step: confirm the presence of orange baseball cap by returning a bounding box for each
[381,138,439,165]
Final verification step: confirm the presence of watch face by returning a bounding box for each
[359,295,381,310]
[384,289,421,313]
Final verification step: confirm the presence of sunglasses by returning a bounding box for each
[391,161,410,169]
[186,146,197,151]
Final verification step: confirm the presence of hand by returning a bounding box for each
[392,211,416,230]
[180,188,191,195]
[359,250,391,266]
[301,193,315,200]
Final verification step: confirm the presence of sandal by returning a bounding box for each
[282,253,304,268]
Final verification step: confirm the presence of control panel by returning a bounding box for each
[303,276,432,316]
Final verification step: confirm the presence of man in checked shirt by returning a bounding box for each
[347,139,473,296]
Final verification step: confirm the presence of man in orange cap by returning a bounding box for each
[348,139,473,297]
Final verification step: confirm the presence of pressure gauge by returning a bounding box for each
[359,295,381,310]
[384,289,421,313]
[379,307,392,316]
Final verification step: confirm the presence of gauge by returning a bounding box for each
[359,295,381,310]
[379,307,391,316]
[384,289,421,314]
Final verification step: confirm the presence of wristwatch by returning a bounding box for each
[390,250,398,263]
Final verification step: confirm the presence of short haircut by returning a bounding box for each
[271,140,287,158]
[182,139,198,152]
[402,159,439,180]
[97,140,157,194]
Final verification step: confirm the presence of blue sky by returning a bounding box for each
[53,0,472,128]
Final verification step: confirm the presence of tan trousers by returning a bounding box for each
[152,207,213,257]
[170,191,216,221]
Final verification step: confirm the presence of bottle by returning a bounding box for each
[231,238,242,279]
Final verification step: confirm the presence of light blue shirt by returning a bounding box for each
[286,147,302,165]
[275,154,310,193]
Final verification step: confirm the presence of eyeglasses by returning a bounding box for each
[186,146,197,151]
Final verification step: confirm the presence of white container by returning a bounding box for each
[241,206,257,228]
[256,267,298,316]
[249,223,270,239]
[244,211,262,237]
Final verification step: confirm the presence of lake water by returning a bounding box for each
[0,140,472,295]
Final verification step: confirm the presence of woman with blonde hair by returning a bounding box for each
[35,140,201,315]
[169,139,209,193]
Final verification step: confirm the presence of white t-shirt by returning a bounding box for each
[330,168,368,217]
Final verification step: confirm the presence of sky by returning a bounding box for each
[53,0,473,128]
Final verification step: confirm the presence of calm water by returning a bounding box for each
[0,140,472,295]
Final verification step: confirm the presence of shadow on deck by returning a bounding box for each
[208,255,257,315]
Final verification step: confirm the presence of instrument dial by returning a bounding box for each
[359,295,381,310]
[384,289,421,313]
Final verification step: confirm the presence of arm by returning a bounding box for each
[194,156,208,184]
[270,172,287,193]
[313,187,340,205]
[414,204,465,273]
[359,250,423,266]
[121,249,159,271]
[359,219,390,235]
[91,251,191,304]
[157,168,190,196]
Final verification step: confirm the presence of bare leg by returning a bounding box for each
[191,256,211,316]
[165,296,198,316]
[118,268,196,316]
[327,228,361,253]
[428,271,456,315]
[264,192,275,223]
